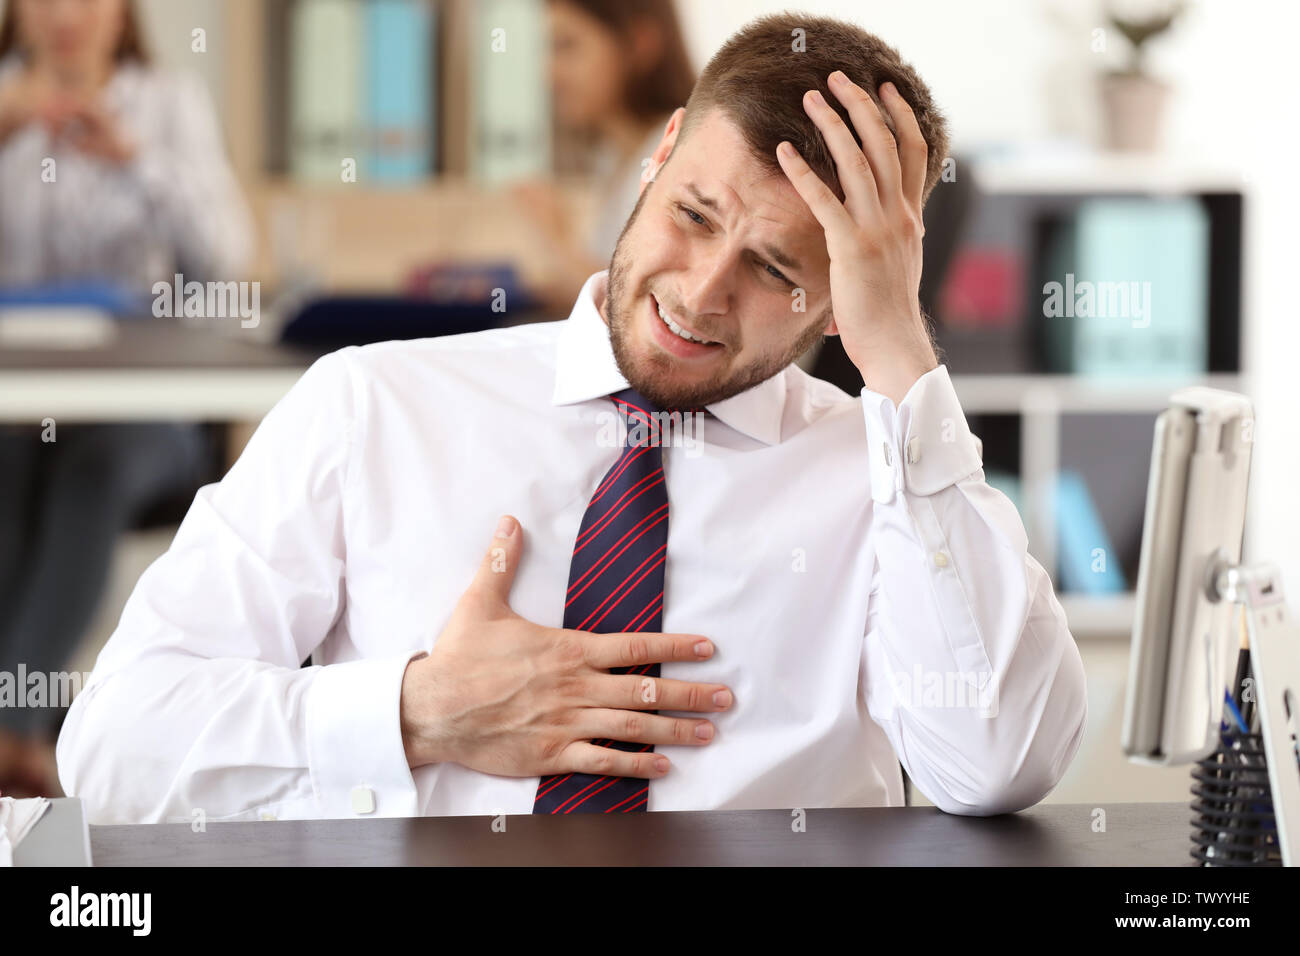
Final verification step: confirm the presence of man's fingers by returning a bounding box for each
[800,85,880,218]
[877,80,929,214]
[470,515,524,603]
[576,630,715,669]
[562,742,670,780]
[775,139,853,237]
[827,71,902,209]
[581,709,717,747]
[587,674,733,713]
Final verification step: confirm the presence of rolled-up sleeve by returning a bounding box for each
[859,365,1088,816]
[56,350,423,823]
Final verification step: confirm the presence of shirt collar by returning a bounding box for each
[551,271,787,446]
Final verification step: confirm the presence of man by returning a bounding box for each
[58,13,1086,823]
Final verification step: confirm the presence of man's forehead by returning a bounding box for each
[668,112,826,261]
[673,114,809,218]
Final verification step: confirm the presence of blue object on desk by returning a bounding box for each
[282,261,547,347]
[0,279,148,317]
[280,295,536,347]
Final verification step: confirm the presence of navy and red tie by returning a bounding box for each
[533,387,683,814]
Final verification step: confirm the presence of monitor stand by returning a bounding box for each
[1209,557,1300,865]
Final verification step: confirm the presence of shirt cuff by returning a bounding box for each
[305,652,424,819]
[861,365,983,505]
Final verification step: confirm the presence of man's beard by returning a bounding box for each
[603,191,829,411]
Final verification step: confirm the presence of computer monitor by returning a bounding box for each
[1121,386,1254,764]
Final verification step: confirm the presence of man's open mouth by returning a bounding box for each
[650,293,723,348]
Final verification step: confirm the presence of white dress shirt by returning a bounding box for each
[58,271,1087,824]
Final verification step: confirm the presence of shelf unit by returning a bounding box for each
[950,372,1244,415]
[952,371,1245,623]
[951,153,1247,638]
[958,376,1239,640]
[970,150,1246,196]
[217,0,588,293]
[1058,592,1137,640]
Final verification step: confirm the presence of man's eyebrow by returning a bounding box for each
[684,181,720,212]
[683,181,803,274]
[760,243,801,273]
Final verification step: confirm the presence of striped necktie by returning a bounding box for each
[533,387,685,814]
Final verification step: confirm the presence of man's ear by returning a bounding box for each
[824,312,840,336]
[638,107,685,194]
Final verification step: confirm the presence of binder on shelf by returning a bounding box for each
[938,246,1025,328]
[263,0,294,175]
[289,0,364,183]
[1045,197,1211,377]
[365,0,436,183]
[471,0,551,184]
[1038,212,1078,373]
[984,467,1127,595]
[1077,197,1208,376]
[1055,469,1127,594]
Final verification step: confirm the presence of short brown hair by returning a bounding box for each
[679,13,949,206]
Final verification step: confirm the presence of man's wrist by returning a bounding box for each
[850,329,939,406]
[399,654,442,769]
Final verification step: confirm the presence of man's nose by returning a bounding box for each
[678,249,734,319]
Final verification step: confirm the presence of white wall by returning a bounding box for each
[135,0,226,112]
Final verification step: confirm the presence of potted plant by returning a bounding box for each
[1100,0,1187,150]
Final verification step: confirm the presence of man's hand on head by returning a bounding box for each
[776,71,939,406]
[398,516,734,779]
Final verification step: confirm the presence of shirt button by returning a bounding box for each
[907,437,921,464]
[933,551,950,568]
[882,441,893,466]
[351,785,376,815]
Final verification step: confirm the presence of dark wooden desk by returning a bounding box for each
[88,802,1195,866]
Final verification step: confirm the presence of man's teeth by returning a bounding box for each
[657,302,714,344]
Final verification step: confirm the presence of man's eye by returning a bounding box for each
[679,204,706,226]
[763,263,793,286]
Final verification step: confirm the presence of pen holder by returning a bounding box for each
[1189,728,1282,866]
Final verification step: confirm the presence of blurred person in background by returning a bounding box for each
[0,0,253,796]
[513,0,695,313]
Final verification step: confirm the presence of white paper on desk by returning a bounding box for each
[0,796,51,867]
[0,308,117,349]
